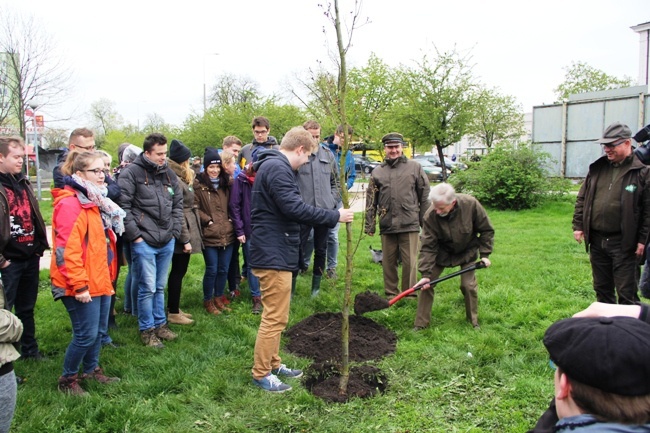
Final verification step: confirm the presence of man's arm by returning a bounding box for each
[572,178,587,243]
[416,165,431,226]
[345,151,356,190]
[116,168,141,242]
[474,201,495,259]
[364,176,378,235]
[418,208,439,279]
[328,151,341,205]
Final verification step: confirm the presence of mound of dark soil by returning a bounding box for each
[285,312,397,363]
[303,361,388,403]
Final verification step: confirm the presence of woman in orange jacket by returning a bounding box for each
[50,151,125,395]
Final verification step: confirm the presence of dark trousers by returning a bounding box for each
[227,242,241,292]
[300,225,329,276]
[1,255,41,356]
[167,253,190,313]
[589,233,640,304]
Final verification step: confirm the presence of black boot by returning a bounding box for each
[311,275,322,298]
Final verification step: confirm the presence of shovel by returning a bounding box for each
[354,261,487,315]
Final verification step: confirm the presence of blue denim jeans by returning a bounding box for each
[241,242,260,297]
[122,241,137,316]
[1,255,41,356]
[131,239,174,331]
[61,295,110,377]
[202,245,234,300]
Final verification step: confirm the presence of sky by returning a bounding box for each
[3,0,649,132]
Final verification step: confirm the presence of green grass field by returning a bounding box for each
[11,195,603,432]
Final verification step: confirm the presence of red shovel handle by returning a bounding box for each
[387,261,486,307]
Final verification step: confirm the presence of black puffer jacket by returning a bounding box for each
[249,150,340,271]
[117,153,183,247]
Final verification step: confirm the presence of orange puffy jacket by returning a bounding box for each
[50,186,116,299]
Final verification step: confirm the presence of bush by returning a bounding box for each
[450,142,570,210]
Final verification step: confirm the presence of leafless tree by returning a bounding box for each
[41,127,68,149]
[0,7,72,136]
[89,98,124,136]
[321,0,368,396]
[209,73,260,107]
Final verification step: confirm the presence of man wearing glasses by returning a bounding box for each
[53,128,120,200]
[238,116,279,168]
[572,122,650,304]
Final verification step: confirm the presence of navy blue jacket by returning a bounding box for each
[249,150,340,271]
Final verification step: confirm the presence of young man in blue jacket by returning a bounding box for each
[249,127,354,393]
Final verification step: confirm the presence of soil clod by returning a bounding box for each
[353,291,390,315]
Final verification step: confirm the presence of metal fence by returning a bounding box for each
[532,85,649,178]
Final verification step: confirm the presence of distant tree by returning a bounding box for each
[209,73,260,108]
[0,7,72,136]
[553,61,634,102]
[468,87,525,149]
[89,98,123,136]
[41,127,68,149]
[141,113,169,134]
[396,47,478,179]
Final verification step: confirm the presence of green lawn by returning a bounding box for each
[12,195,605,432]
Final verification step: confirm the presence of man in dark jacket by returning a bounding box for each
[117,133,183,348]
[53,128,120,200]
[0,136,49,360]
[572,122,650,304]
[297,120,340,296]
[249,127,354,393]
[365,132,431,297]
[414,183,493,330]
[238,116,279,168]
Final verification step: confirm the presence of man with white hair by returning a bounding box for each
[414,183,493,330]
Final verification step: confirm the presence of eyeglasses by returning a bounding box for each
[84,168,108,175]
[253,130,268,135]
[75,144,96,151]
[601,138,627,149]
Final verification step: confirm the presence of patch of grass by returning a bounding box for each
[12,195,604,432]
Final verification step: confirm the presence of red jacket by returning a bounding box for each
[50,186,116,299]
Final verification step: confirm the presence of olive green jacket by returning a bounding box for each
[365,156,431,235]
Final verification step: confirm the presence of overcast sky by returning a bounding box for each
[3,0,649,132]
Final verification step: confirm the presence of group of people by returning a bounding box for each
[2,116,650,430]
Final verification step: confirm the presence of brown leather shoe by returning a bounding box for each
[204,300,221,315]
[82,367,120,384]
[58,374,88,396]
[251,296,262,314]
[213,296,232,312]
[140,328,164,348]
[155,324,177,341]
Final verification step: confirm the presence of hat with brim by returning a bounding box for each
[382,132,405,146]
[596,122,632,144]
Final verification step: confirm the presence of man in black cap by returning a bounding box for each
[541,315,650,431]
[365,132,430,298]
[572,121,650,304]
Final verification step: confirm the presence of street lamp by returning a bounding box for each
[203,53,219,114]
[26,99,42,200]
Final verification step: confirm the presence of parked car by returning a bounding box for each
[353,155,381,174]
[413,159,444,182]
[414,154,467,172]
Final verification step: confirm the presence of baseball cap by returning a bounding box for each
[596,122,632,144]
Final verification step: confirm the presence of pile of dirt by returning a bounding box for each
[286,312,397,362]
[285,312,397,403]
[303,362,387,403]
